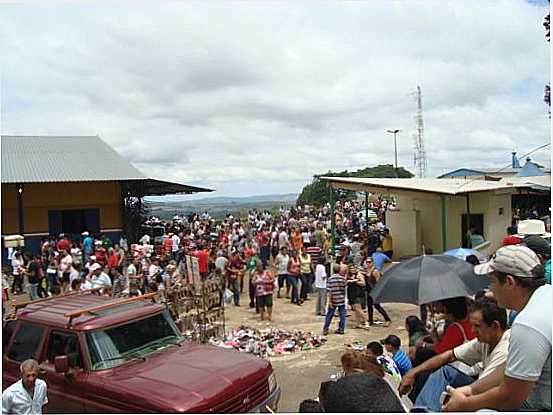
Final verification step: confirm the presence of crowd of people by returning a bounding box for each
[2,199,397,324]
[1,197,551,413]
[297,225,551,412]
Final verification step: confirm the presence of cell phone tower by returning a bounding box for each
[413,85,427,178]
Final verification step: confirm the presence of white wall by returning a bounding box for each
[385,190,512,256]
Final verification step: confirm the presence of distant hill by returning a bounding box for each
[145,193,297,219]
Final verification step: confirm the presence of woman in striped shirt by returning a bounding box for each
[253,262,275,322]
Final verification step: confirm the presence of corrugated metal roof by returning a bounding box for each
[1,135,146,183]
[320,176,550,195]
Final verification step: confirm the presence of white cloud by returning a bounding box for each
[1,0,550,197]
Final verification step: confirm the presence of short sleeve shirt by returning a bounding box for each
[453,330,510,379]
[505,285,551,411]
[2,379,48,415]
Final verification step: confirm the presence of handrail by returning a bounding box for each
[64,293,157,326]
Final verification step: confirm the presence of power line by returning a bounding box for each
[455,142,551,191]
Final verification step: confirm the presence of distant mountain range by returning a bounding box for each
[145,193,298,219]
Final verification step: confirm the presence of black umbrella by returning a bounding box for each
[370,255,489,305]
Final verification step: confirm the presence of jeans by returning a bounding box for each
[230,278,240,305]
[323,304,346,333]
[300,273,311,300]
[315,287,327,315]
[27,283,39,301]
[414,365,475,412]
[278,274,288,289]
[287,275,300,303]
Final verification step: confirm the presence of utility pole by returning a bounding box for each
[387,129,400,177]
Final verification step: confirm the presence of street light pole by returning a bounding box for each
[386,129,400,177]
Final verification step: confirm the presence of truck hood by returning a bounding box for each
[96,342,271,412]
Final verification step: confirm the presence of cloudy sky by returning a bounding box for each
[1,1,550,198]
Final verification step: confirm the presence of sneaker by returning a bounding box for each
[322,330,329,336]
[334,330,344,335]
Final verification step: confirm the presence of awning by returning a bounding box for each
[142,178,213,196]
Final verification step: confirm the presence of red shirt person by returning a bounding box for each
[193,246,209,276]
[430,297,475,354]
[502,225,522,246]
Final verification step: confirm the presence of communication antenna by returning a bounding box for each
[413,85,428,178]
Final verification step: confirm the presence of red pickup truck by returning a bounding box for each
[2,292,280,413]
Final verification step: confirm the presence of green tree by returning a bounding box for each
[296,164,413,207]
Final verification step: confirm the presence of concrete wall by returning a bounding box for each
[386,209,422,259]
[1,181,122,235]
[385,190,513,256]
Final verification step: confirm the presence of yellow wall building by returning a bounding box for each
[1,135,212,253]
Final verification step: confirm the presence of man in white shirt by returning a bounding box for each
[10,252,24,294]
[444,245,551,412]
[314,259,327,316]
[400,297,510,412]
[2,359,48,414]
[275,247,290,299]
[89,263,112,293]
[171,233,180,260]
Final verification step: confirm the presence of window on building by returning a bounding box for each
[461,214,485,248]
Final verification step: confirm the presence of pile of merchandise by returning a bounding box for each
[209,325,326,358]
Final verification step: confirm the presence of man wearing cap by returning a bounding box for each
[381,335,412,377]
[443,245,551,412]
[522,235,551,284]
[89,263,112,294]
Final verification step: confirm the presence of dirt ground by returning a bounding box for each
[224,289,419,413]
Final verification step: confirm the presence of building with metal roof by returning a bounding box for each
[322,175,550,259]
[1,135,213,251]
[438,151,550,179]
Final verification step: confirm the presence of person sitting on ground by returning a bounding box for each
[341,350,413,411]
[408,296,475,401]
[405,315,429,361]
[418,297,474,355]
[443,245,551,412]
[366,341,402,386]
[318,372,405,413]
[399,297,510,412]
[381,335,412,377]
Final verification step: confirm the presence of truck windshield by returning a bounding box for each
[86,311,183,370]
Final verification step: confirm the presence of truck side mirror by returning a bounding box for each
[54,355,69,373]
